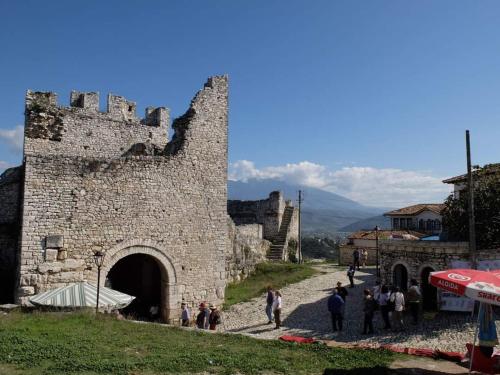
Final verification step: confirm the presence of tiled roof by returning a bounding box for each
[347,230,427,240]
[443,163,500,184]
[384,204,445,216]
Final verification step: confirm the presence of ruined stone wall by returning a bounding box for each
[15,76,228,321]
[227,191,285,241]
[0,167,23,303]
[226,218,270,283]
[24,91,169,159]
[380,240,500,288]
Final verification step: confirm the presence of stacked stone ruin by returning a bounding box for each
[0,77,229,322]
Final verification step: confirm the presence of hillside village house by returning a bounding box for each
[379,166,500,312]
[384,204,445,235]
[443,163,500,198]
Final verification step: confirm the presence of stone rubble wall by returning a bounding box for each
[380,240,500,287]
[285,206,299,260]
[226,218,270,283]
[24,90,169,159]
[227,191,285,242]
[0,166,23,303]
[14,76,229,322]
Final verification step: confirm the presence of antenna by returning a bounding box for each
[297,190,304,264]
[466,130,477,269]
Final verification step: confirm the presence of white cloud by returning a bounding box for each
[0,125,24,153]
[229,160,452,207]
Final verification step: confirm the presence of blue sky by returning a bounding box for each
[1,1,499,206]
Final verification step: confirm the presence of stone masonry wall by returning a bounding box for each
[15,76,228,322]
[24,91,169,159]
[380,240,500,288]
[227,191,285,242]
[0,166,23,303]
[226,218,270,283]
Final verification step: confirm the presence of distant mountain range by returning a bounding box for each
[228,179,393,236]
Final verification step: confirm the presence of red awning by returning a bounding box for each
[429,269,500,307]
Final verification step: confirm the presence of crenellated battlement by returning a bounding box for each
[26,90,169,128]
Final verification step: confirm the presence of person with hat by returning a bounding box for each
[208,304,222,330]
[336,281,348,304]
[181,302,190,327]
[196,302,207,329]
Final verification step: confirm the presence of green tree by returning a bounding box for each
[442,169,500,249]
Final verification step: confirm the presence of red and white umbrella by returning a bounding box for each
[429,268,500,307]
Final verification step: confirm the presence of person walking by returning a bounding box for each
[208,304,222,330]
[196,303,207,329]
[407,279,421,325]
[336,281,348,304]
[347,264,356,288]
[181,302,190,327]
[327,289,345,332]
[378,285,391,329]
[272,290,282,329]
[362,289,376,334]
[361,249,368,268]
[390,287,405,331]
[265,286,274,324]
[353,249,360,270]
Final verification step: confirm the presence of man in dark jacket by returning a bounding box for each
[327,289,345,332]
[362,289,376,334]
[336,281,348,303]
[265,286,274,324]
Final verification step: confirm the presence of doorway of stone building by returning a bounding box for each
[420,267,438,311]
[106,253,162,321]
[393,264,408,291]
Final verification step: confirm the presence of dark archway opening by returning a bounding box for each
[393,264,408,291]
[106,254,162,321]
[421,267,438,311]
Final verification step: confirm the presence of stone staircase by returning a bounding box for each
[267,206,294,261]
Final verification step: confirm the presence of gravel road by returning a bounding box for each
[222,264,495,352]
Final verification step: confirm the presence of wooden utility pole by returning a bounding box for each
[466,130,477,269]
[298,190,302,264]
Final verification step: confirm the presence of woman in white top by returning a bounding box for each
[390,287,405,331]
[272,290,282,329]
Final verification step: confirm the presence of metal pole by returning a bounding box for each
[376,227,379,278]
[96,266,101,314]
[468,303,481,374]
[298,190,302,264]
[466,130,477,269]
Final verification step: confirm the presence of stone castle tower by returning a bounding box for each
[0,76,229,322]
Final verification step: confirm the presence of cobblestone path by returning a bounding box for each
[222,264,492,352]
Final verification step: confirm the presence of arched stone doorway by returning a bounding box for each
[106,254,162,320]
[420,266,438,311]
[102,240,179,323]
[393,264,408,291]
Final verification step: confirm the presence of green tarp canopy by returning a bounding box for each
[29,282,135,309]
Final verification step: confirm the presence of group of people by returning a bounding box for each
[180,301,222,331]
[328,278,422,335]
[352,248,369,270]
[265,286,283,329]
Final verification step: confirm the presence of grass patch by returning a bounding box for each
[0,312,396,374]
[224,262,318,308]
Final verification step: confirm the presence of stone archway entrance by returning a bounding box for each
[102,240,179,323]
[106,254,162,321]
[393,264,408,291]
[421,266,438,311]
